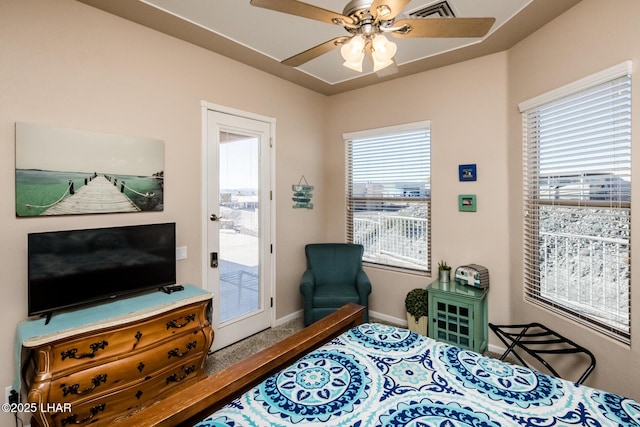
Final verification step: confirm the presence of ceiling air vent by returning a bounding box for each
[406,1,456,19]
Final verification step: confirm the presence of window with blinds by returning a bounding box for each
[344,122,431,273]
[520,62,632,342]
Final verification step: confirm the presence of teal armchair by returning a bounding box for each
[300,243,371,326]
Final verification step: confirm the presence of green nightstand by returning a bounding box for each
[427,280,488,353]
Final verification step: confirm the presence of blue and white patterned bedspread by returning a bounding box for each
[195,323,640,426]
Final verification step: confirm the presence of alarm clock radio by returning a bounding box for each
[454,264,489,289]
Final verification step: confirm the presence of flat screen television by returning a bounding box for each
[28,222,176,319]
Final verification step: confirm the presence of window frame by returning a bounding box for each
[344,121,431,275]
[519,62,632,343]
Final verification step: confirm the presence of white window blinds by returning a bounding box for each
[521,63,631,342]
[345,123,431,272]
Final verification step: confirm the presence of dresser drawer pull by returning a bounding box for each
[165,365,196,384]
[167,341,198,359]
[61,340,109,360]
[166,313,196,329]
[61,374,108,397]
[61,403,106,425]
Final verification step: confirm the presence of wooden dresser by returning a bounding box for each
[18,286,213,427]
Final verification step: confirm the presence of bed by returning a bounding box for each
[127,303,640,427]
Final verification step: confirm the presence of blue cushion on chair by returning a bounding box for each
[300,243,371,326]
[312,284,360,308]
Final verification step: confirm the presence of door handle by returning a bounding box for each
[210,214,220,221]
[210,252,218,268]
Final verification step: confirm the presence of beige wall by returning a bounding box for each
[0,1,327,423]
[506,0,640,400]
[325,52,511,328]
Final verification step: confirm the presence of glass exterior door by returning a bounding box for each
[206,109,272,350]
[218,132,260,323]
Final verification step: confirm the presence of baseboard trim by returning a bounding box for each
[369,310,408,327]
[275,309,407,328]
[274,309,303,327]
[488,343,506,355]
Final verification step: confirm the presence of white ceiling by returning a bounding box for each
[77,0,582,95]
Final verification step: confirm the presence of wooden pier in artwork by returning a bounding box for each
[42,176,140,215]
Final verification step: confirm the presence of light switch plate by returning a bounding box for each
[176,246,187,260]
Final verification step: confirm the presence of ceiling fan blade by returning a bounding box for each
[391,17,496,38]
[250,0,354,26]
[370,0,411,21]
[282,36,350,67]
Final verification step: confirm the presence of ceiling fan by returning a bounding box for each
[250,0,496,72]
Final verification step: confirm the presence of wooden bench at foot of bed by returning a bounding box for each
[127,303,365,427]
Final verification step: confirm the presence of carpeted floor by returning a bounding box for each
[204,317,305,375]
[204,317,506,376]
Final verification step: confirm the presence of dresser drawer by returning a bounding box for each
[46,328,209,404]
[24,292,213,427]
[39,302,208,375]
[45,357,202,427]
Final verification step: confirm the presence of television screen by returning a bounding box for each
[28,222,176,317]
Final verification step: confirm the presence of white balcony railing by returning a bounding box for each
[353,214,428,270]
[539,230,630,330]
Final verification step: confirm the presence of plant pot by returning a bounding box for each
[439,269,451,283]
[406,313,428,336]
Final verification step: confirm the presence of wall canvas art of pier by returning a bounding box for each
[15,122,164,217]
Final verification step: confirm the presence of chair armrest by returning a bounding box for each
[299,270,316,298]
[355,270,371,323]
[355,270,372,296]
[300,270,317,326]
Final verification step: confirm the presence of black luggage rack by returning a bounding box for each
[489,322,596,384]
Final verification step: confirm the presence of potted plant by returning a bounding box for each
[405,288,428,335]
[438,260,452,283]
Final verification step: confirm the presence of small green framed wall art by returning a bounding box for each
[458,194,477,212]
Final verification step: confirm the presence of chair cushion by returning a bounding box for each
[312,283,360,308]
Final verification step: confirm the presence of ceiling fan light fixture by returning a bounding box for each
[371,34,397,71]
[343,58,364,72]
[372,56,394,72]
[340,36,365,71]
[371,34,396,59]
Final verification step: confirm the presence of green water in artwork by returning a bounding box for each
[15,169,163,216]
